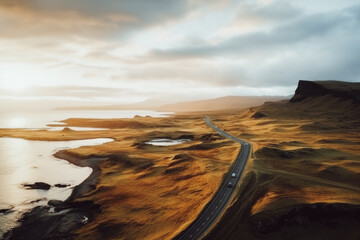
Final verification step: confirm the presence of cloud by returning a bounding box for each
[139,4,360,88]
[0,0,359,107]
[149,9,355,59]
[124,61,244,87]
[0,0,189,39]
[219,1,302,35]
[0,85,127,99]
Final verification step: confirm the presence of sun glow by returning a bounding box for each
[0,70,32,92]
[6,117,27,128]
[0,63,53,92]
[1,81,28,91]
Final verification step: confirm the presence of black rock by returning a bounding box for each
[48,200,64,207]
[23,182,51,190]
[54,184,70,188]
[0,207,13,214]
[29,198,47,204]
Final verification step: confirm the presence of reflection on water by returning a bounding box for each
[0,137,113,236]
[0,110,172,235]
[145,138,191,146]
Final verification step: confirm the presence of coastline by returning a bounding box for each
[4,150,106,240]
[54,150,107,202]
[1,113,241,240]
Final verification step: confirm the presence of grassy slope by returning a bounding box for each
[0,114,240,240]
[205,83,360,240]
[2,81,359,239]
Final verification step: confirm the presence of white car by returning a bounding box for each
[231,173,236,178]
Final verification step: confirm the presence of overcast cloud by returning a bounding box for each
[0,0,359,108]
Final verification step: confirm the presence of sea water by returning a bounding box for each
[0,109,172,236]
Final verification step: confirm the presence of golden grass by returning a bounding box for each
[205,98,360,239]
[2,96,359,240]
[0,114,240,240]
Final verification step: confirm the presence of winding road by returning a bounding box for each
[174,116,251,240]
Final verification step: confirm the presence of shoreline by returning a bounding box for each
[4,150,106,240]
[2,113,241,240]
[54,150,107,202]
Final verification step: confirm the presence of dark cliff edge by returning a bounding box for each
[204,80,360,240]
[290,80,360,103]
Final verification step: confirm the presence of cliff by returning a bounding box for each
[290,80,360,103]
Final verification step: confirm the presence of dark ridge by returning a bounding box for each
[105,153,153,169]
[290,80,360,103]
[255,147,294,159]
[164,166,187,174]
[199,133,222,142]
[179,141,231,150]
[172,153,193,161]
[250,203,360,234]
[168,158,191,167]
[251,112,266,119]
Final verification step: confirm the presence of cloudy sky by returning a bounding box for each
[0,0,359,109]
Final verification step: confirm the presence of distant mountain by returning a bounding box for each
[156,96,287,112]
[55,95,288,112]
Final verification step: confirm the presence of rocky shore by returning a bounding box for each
[3,152,107,240]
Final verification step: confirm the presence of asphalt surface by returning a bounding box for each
[174,116,251,240]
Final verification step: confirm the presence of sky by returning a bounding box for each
[0,0,359,110]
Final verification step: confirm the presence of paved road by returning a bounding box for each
[174,116,251,240]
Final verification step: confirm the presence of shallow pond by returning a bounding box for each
[145,138,191,146]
